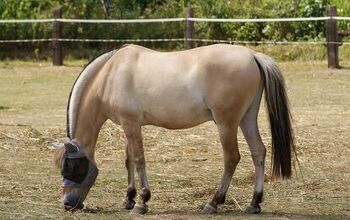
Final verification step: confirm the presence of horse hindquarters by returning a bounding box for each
[238,52,295,213]
[202,54,262,214]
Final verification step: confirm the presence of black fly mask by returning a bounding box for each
[61,141,98,188]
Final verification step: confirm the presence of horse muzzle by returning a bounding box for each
[62,190,85,211]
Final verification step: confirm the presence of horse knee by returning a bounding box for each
[134,157,146,171]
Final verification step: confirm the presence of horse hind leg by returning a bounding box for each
[239,87,266,214]
[203,122,240,214]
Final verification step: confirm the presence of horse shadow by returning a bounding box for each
[336,64,350,70]
[81,207,348,219]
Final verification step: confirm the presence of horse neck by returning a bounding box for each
[68,50,116,161]
[71,87,107,161]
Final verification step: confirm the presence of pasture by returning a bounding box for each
[0,59,349,219]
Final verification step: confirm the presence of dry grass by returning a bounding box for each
[0,60,349,219]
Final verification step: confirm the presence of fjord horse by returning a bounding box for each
[54,44,295,214]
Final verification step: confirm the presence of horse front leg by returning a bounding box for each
[122,122,151,215]
[120,143,136,210]
[131,147,151,215]
[203,124,240,214]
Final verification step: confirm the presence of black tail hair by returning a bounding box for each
[254,53,296,178]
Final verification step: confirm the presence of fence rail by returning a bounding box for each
[0,5,348,68]
[0,16,350,24]
[1,38,348,45]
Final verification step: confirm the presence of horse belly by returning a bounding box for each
[139,86,212,129]
[142,105,212,129]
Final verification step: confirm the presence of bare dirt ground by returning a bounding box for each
[0,60,349,219]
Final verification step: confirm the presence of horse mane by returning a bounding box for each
[53,147,65,169]
[66,49,118,139]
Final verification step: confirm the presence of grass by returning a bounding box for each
[0,59,349,219]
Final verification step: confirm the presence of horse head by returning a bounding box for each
[53,141,98,211]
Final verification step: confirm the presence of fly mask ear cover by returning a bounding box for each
[62,141,98,188]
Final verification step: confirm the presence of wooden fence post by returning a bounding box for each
[326,5,340,69]
[184,8,194,49]
[52,8,63,66]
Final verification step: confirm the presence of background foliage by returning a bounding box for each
[0,0,349,59]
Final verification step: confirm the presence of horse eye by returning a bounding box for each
[61,157,89,184]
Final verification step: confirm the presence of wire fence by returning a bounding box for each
[0,38,348,45]
[0,16,349,24]
[0,16,349,44]
[0,10,349,67]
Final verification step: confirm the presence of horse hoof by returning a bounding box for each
[245,205,261,214]
[131,204,148,215]
[120,199,135,210]
[202,204,217,214]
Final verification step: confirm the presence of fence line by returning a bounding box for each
[0,19,53,23]
[0,5,348,67]
[189,39,349,45]
[188,16,350,22]
[56,18,186,23]
[0,16,350,24]
[1,38,349,45]
[0,39,52,43]
[189,17,330,22]
[0,18,185,24]
[0,38,184,43]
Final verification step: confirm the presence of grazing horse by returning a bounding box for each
[53,44,295,214]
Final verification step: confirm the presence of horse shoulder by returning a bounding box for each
[96,50,143,124]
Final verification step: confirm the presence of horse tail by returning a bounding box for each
[253,52,296,179]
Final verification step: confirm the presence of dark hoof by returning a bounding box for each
[202,204,217,214]
[120,199,135,210]
[245,205,261,214]
[131,204,148,215]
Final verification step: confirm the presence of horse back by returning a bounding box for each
[97,44,261,128]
